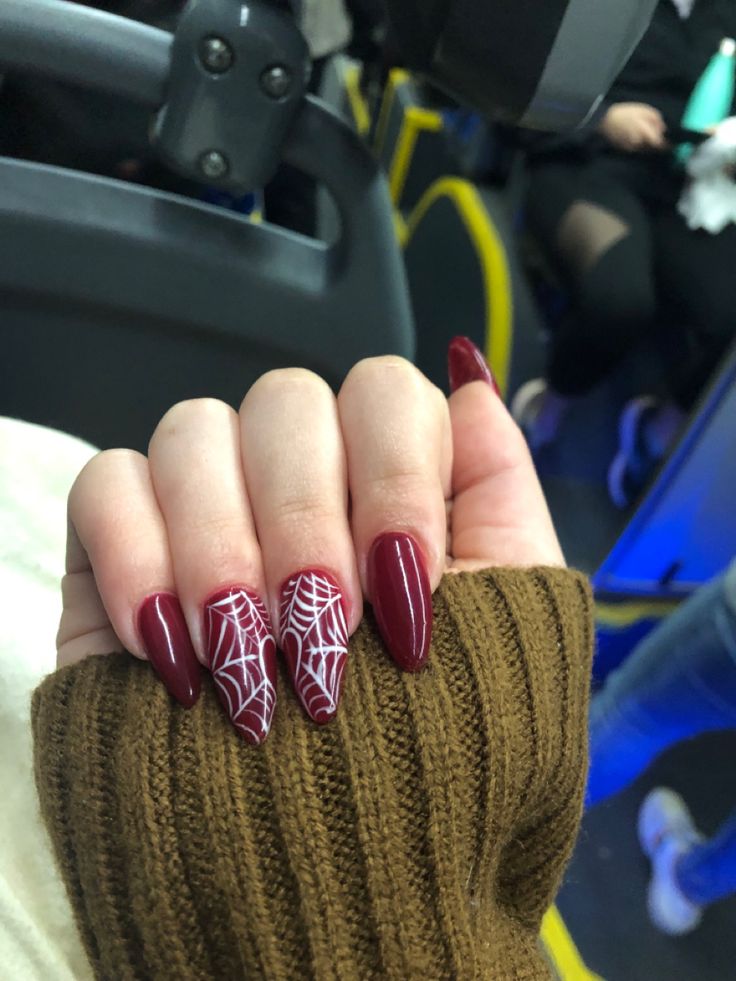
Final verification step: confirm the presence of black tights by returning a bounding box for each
[526,155,736,408]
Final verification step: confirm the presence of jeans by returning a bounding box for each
[588,561,736,906]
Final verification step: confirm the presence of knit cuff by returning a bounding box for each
[33,567,593,980]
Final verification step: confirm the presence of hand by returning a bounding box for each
[57,339,563,743]
[599,102,668,153]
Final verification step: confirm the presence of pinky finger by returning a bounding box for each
[59,450,202,707]
[57,559,121,668]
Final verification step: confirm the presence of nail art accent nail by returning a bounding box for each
[280,569,349,725]
[138,593,202,708]
[447,335,500,395]
[205,587,277,745]
[367,532,432,672]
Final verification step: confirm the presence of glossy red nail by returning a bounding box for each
[447,335,500,395]
[279,569,349,725]
[367,533,432,672]
[138,593,201,708]
[204,587,277,745]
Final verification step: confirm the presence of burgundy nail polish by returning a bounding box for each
[279,569,349,725]
[138,593,201,708]
[447,335,501,396]
[204,587,277,746]
[367,533,432,672]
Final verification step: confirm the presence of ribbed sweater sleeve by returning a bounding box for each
[32,567,593,980]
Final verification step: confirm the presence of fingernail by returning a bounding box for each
[367,533,432,672]
[204,587,277,745]
[279,569,349,725]
[138,593,202,708]
[447,335,500,396]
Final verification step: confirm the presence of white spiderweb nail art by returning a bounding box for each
[280,572,348,721]
[207,589,277,743]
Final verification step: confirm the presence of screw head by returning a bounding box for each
[199,150,229,180]
[200,36,234,74]
[260,65,292,99]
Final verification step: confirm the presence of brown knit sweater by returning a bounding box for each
[32,567,593,981]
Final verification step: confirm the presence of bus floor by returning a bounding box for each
[532,368,736,980]
[558,731,736,981]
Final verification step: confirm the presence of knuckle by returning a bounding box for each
[272,494,341,528]
[181,514,256,572]
[341,355,422,396]
[152,397,233,447]
[186,511,249,548]
[69,448,143,506]
[364,466,434,502]
[242,368,331,413]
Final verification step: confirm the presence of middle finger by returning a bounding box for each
[240,368,361,726]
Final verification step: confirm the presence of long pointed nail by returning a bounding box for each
[138,593,202,708]
[279,569,349,725]
[447,335,500,395]
[204,587,277,745]
[367,533,432,672]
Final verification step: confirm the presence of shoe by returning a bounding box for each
[511,378,562,452]
[607,396,662,509]
[638,788,705,936]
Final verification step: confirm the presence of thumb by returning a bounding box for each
[447,338,564,570]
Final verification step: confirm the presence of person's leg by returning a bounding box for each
[655,212,736,409]
[637,790,736,934]
[588,562,736,806]
[677,808,736,905]
[547,225,657,396]
[638,788,706,934]
[518,160,657,447]
[526,160,657,397]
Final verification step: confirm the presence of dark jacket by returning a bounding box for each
[526,0,736,164]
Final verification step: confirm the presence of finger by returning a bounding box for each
[62,450,201,707]
[627,126,647,150]
[448,356,564,569]
[641,119,667,149]
[148,399,276,745]
[338,356,452,672]
[641,105,664,124]
[240,369,360,725]
[58,524,120,666]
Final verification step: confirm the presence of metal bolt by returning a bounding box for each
[199,36,234,74]
[260,65,292,99]
[199,150,229,180]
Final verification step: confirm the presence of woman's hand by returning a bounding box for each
[57,339,563,743]
[599,102,668,153]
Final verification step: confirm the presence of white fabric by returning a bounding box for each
[670,0,696,19]
[0,418,96,981]
[678,117,736,233]
[300,0,352,58]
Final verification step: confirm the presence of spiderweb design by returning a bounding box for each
[280,571,348,723]
[206,588,277,744]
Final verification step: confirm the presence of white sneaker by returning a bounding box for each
[638,788,705,936]
[511,378,563,452]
